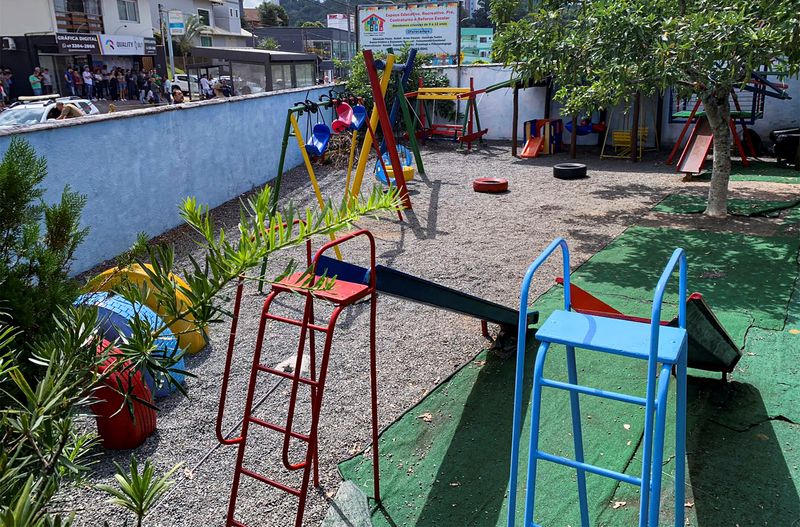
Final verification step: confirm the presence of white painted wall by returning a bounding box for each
[149,0,218,28]
[101,0,155,37]
[427,64,800,146]
[0,0,56,35]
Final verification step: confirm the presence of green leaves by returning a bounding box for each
[492,0,800,114]
[96,456,182,527]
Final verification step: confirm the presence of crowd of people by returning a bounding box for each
[61,66,174,104]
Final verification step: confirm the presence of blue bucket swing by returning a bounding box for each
[350,104,367,131]
[375,144,414,185]
[302,100,331,157]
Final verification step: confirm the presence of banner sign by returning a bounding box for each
[358,2,459,65]
[99,34,150,56]
[168,10,185,35]
[327,14,354,31]
[56,33,101,54]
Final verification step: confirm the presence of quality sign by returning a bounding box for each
[358,2,459,65]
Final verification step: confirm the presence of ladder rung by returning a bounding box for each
[265,313,329,333]
[247,416,310,442]
[536,450,642,486]
[257,364,319,387]
[541,378,647,406]
[239,467,302,496]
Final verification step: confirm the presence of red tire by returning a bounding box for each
[473,178,508,193]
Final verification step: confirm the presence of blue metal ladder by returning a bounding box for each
[507,238,688,527]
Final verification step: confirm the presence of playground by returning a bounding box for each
[64,140,800,526]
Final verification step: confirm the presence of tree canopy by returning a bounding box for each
[493,0,800,216]
[258,1,289,27]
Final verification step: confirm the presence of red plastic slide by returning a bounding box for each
[677,116,713,174]
[520,135,544,158]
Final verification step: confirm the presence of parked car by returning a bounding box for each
[173,74,199,94]
[0,95,99,130]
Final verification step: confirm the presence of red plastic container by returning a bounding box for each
[93,340,157,449]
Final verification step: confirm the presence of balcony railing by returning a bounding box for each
[55,10,104,33]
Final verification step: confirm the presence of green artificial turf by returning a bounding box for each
[653,194,800,217]
[693,161,800,184]
[339,226,800,526]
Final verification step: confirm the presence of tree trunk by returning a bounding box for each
[701,89,732,218]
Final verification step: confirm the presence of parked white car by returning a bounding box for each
[172,74,199,93]
[0,95,99,130]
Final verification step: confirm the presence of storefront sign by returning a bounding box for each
[144,37,157,55]
[99,35,155,56]
[358,2,459,65]
[169,10,185,35]
[56,33,101,54]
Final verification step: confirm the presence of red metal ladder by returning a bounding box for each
[216,229,381,527]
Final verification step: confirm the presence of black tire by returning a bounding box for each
[553,163,587,180]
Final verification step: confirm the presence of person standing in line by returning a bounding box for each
[63,67,75,96]
[101,67,111,100]
[93,68,103,99]
[126,71,137,102]
[41,68,53,95]
[29,67,42,96]
[162,76,172,104]
[118,70,127,100]
[109,69,119,101]
[137,71,146,103]
[72,68,83,97]
[199,74,212,99]
[82,66,94,100]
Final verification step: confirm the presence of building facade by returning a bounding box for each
[461,27,492,64]
[0,0,158,98]
[251,26,355,81]
[149,0,251,48]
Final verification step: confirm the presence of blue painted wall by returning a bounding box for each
[0,86,333,273]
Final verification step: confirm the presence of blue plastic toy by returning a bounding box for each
[507,238,688,527]
[375,145,413,184]
[305,123,331,157]
[350,104,367,131]
[76,292,186,397]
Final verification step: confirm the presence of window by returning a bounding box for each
[56,0,101,14]
[295,63,314,88]
[117,0,139,22]
[200,36,213,47]
[271,64,290,90]
[479,36,487,43]
[197,9,210,25]
[235,9,239,17]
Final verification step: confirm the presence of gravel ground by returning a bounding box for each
[61,142,797,527]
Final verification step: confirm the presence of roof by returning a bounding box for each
[243,8,260,22]
[189,46,317,63]
[201,26,253,38]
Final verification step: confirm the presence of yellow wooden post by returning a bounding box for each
[290,113,342,259]
[349,54,396,198]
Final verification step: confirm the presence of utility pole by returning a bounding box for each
[160,4,177,80]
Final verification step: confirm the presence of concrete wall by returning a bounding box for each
[101,0,155,38]
[0,0,56,35]
[0,84,333,273]
[427,64,800,146]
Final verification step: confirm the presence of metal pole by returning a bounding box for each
[162,6,176,81]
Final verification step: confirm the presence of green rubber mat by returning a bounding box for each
[693,161,800,184]
[653,194,800,217]
[339,226,800,526]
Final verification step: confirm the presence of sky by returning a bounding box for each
[243,0,263,7]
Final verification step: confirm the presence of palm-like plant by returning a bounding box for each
[172,15,204,72]
[97,456,182,527]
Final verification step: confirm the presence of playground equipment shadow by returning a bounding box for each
[340,223,800,526]
[68,145,799,527]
